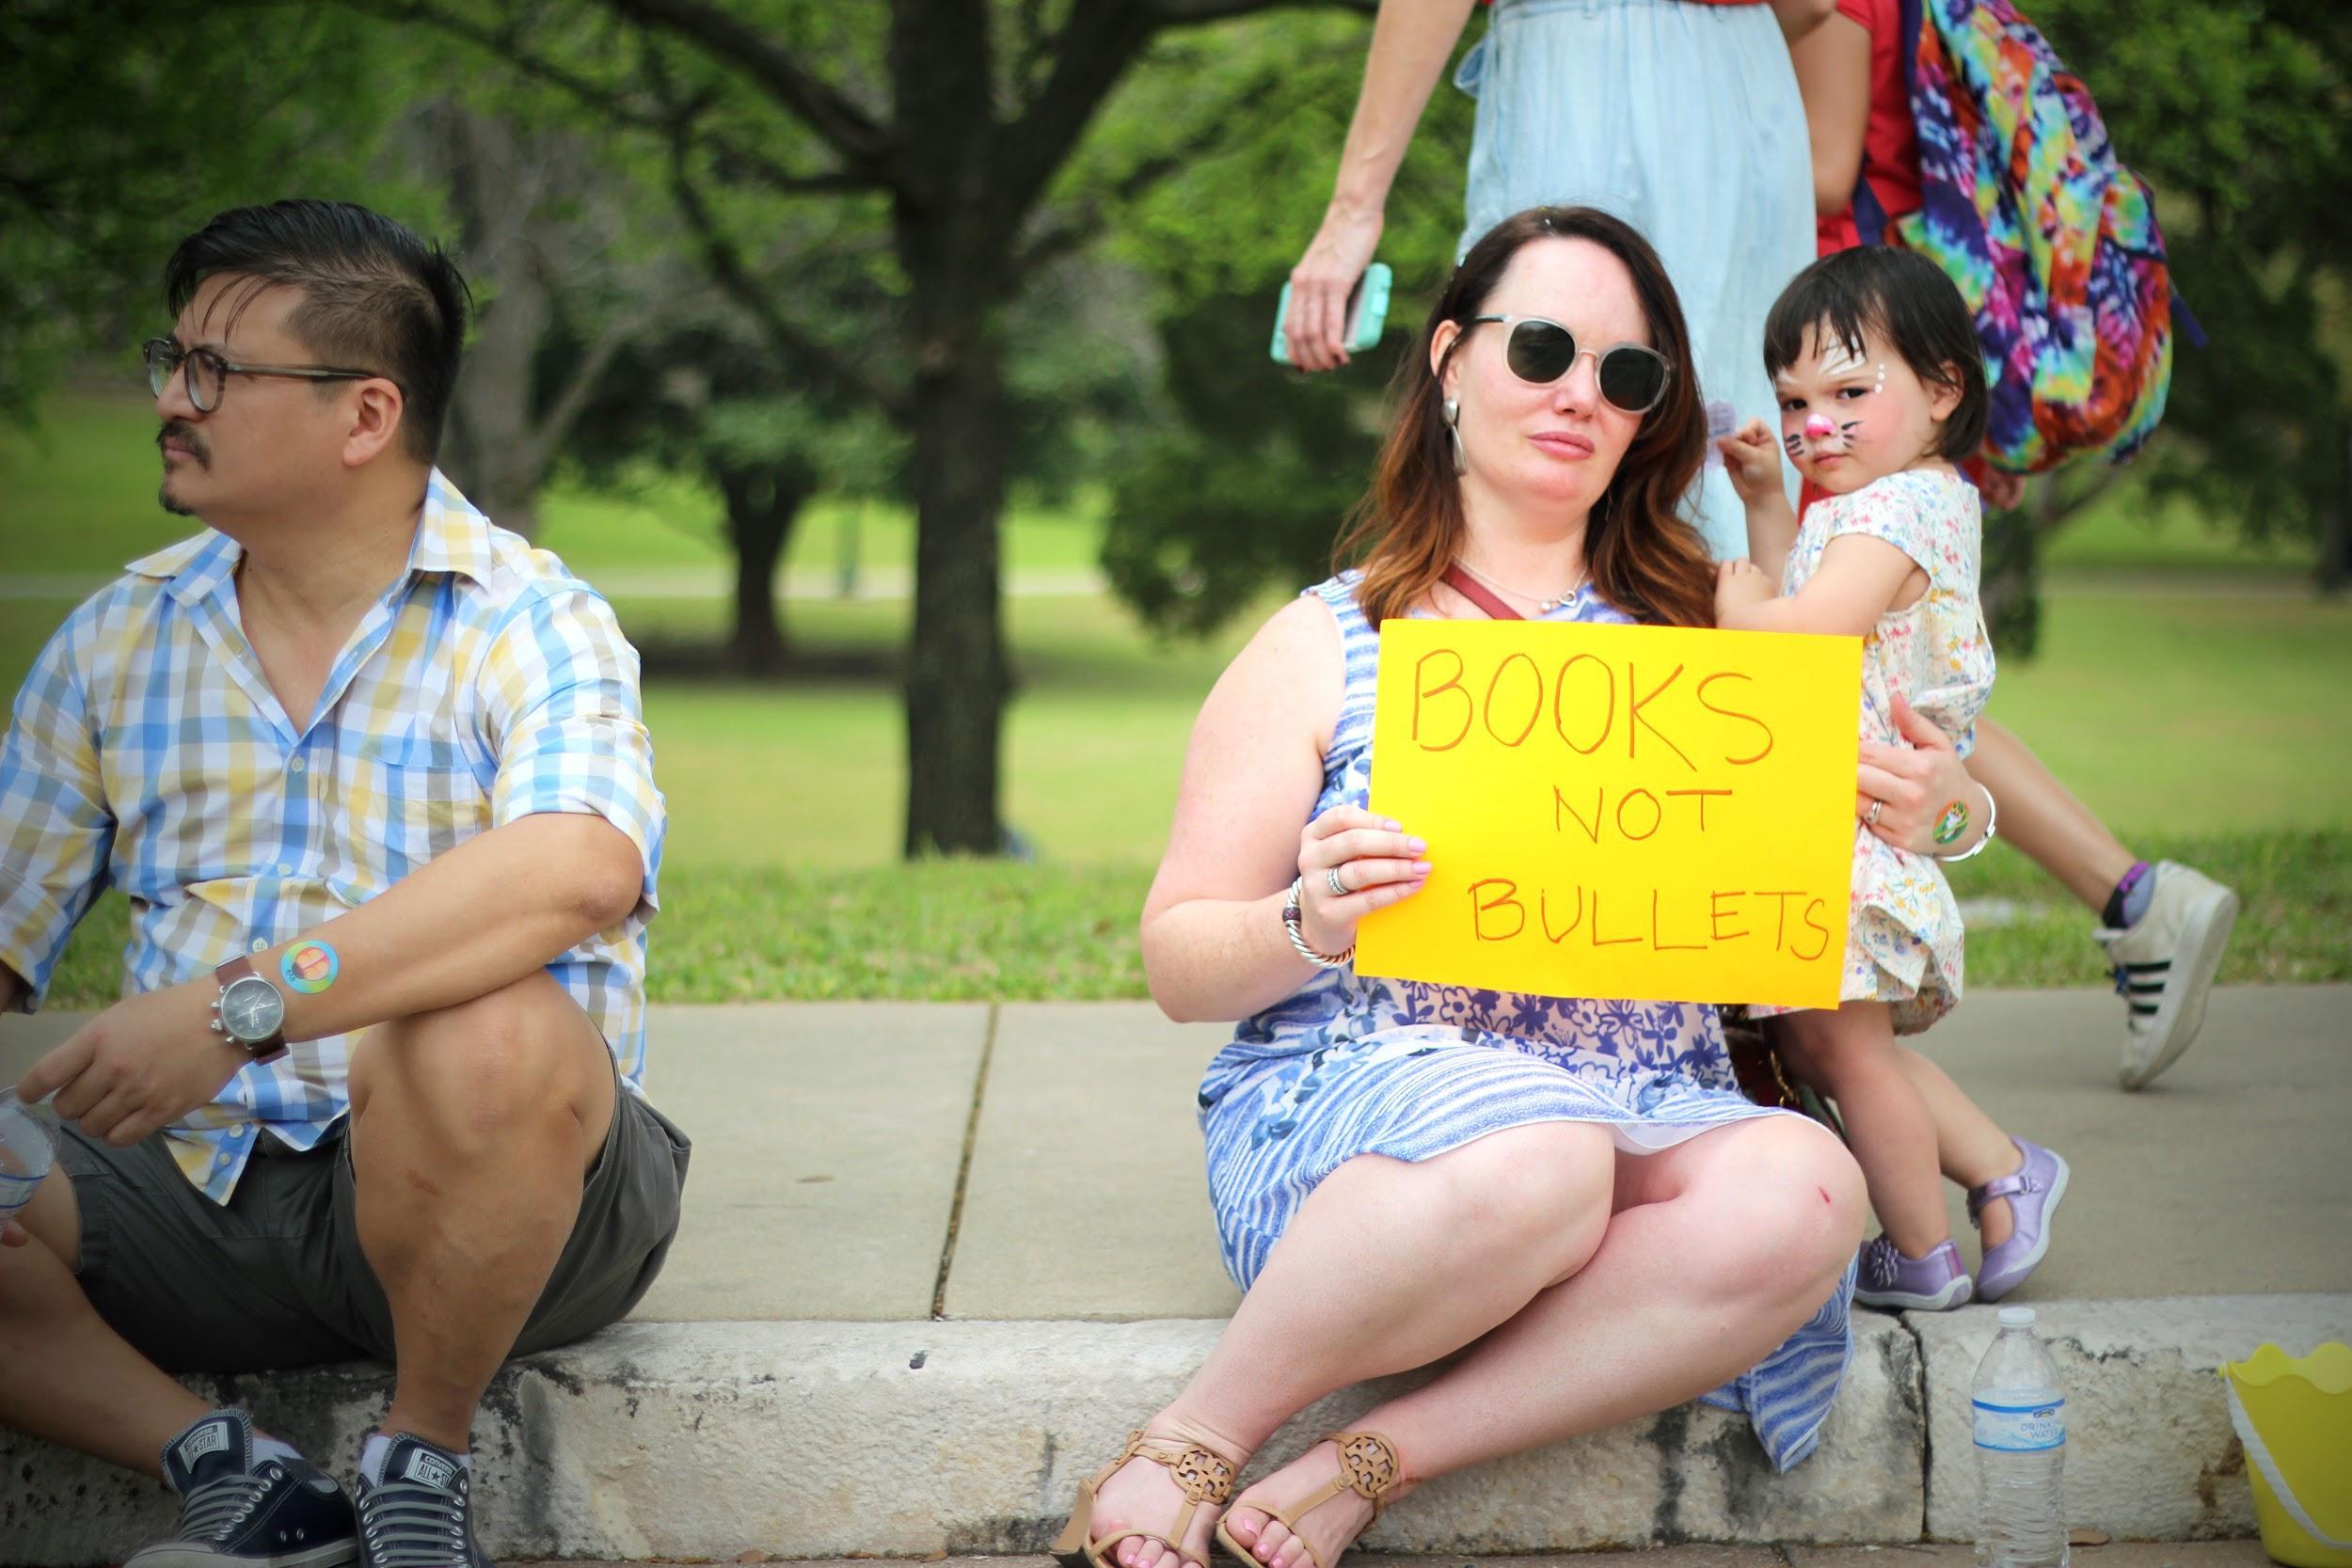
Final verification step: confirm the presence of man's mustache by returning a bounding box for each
[158,422,210,467]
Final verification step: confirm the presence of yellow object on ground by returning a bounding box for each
[2223,1341,2352,1568]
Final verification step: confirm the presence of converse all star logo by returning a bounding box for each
[178,1422,232,1467]
[403,1449,459,1490]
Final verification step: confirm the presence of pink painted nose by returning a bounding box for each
[1804,413,1837,442]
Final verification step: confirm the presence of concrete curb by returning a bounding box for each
[1915,1295,2352,1543]
[5,1296,2343,1563]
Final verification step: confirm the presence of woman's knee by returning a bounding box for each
[1422,1122,1616,1278]
[1711,1119,1868,1291]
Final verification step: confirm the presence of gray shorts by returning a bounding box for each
[56,1084,690,1374]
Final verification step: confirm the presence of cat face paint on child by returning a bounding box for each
[1775,322,1944,495]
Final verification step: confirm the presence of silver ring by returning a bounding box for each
[1866,799,1885,827]
[1326,864,1350,897]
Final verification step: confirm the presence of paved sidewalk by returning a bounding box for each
[9,985,2347,1323]
[3,987,2344,1561]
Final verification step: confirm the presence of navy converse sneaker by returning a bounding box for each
[126,1410,358,1568]
[356,1434,496,1568]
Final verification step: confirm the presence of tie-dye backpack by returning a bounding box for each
[1869,0,2180,474]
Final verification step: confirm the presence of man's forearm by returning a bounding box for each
[270,812,644,1044]
[1328,0,1479,214]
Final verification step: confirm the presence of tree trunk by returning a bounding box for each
[2320,423,2351,597]
[426,104,555,539]
[1982,491,2045,658]
[712,461,809,675]
[442,268,549,538]
[893,0,1015,857]
[900,332,1012,856]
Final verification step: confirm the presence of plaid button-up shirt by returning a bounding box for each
[0,471,663,1202]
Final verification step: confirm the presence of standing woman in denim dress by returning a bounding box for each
[1281,0,1831,561]
[1049,207,2009,1568]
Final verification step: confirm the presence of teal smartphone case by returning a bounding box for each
[1271,262,1392,364]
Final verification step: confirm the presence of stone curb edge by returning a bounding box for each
[5,1294,2343,1562]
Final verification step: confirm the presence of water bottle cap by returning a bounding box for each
[1997,1307,2037,1329]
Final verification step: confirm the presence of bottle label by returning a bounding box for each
[1974,1395,2065,1452]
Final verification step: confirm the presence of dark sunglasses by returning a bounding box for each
[1469,315,1673,415]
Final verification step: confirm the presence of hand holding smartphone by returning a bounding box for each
[1271,262,1392,366]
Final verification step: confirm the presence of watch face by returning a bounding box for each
[220,974,285,1042]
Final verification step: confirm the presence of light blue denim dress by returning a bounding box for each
[1455,0,1815,559]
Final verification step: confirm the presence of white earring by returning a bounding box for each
[1443,396,1465,476]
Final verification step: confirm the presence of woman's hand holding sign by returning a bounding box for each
[1859,695,1991,858]
[1296,806,1431,958]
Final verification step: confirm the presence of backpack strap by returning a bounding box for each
[2173,293,2209,350]
[1896,0,1923,100]
[1853,174,1891,248]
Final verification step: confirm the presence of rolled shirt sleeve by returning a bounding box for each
[0,618,117,1010]
[476,584,665,912]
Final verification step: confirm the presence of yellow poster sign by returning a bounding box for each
[1357,618,1863,1009]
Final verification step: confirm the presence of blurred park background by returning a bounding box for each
[2,0,2345,1007]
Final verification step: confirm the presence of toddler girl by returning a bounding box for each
[1713,245,2066,1309]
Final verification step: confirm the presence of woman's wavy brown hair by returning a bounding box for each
[1337,206,1717,629]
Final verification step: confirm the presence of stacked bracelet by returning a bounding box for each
[1282,876,1355,969]
[1932,784,1999,863]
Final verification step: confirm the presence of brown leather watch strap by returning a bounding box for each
[213,954,290,1061]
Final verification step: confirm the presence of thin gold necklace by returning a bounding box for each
[1455,557,1588,612]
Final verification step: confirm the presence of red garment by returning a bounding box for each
[1801,0,1929,519]
[1813,0,1922,254]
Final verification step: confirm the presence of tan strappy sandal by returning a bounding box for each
[1213,1431,1401,1568]
[1053,1427,1241,1568]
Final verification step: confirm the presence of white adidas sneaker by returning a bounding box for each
[2094,861,2240,1090]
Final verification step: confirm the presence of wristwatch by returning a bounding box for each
[210,957,290,1063]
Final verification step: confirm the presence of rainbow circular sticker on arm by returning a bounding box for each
[1932,800,1971,846]
[281,941,341,994]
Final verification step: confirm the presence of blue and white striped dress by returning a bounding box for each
[1198,572,1857,1473]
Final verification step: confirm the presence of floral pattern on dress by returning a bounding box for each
[1751,467,1994,1034]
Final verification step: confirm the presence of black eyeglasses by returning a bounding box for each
[1469,315,1673,415]
[142,338,382,414]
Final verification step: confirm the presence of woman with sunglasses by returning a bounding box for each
[1281,0,1834,561]
[1052,208,1970,1568]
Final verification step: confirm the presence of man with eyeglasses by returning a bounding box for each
[0,200,689,1568]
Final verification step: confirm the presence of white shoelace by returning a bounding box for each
[358,1476,472,1567]
[174,1465,280,1542]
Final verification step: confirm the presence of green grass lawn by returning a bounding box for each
[36,828,2352,1008]
[8,388,2348,1006]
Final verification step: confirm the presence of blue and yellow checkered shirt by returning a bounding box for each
[0,471,664,1202]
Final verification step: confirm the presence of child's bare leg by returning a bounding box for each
[1890,1046,2026,1246]
[1970,719,2135,911]
[1774,1005,1948,1257]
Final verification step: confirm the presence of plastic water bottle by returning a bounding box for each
[0,1094,56,1226]
[1974,1306,2069,1568]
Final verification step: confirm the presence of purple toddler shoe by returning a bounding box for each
[1853,1235,1975,1311]
[1970,1137,2070,1303]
